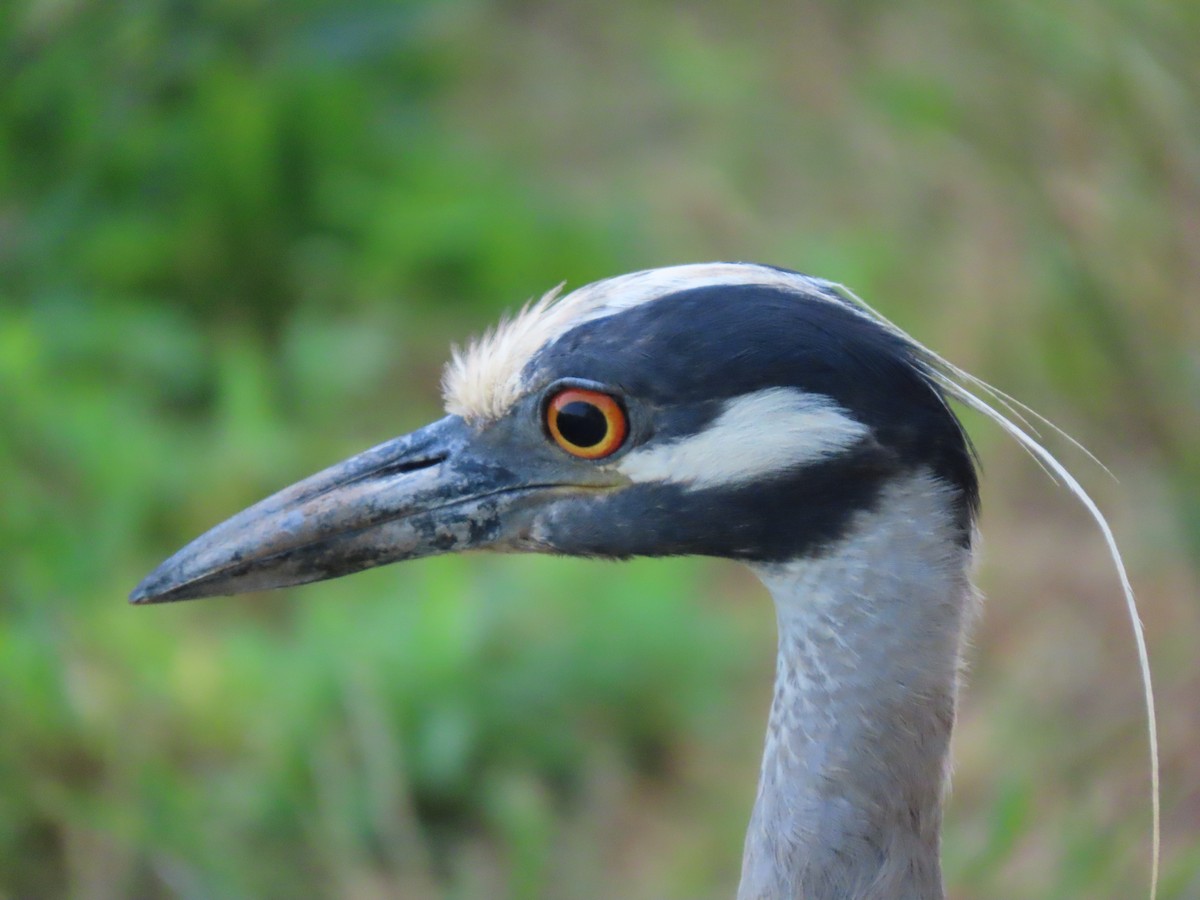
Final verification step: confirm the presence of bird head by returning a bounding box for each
[130,263,977,604]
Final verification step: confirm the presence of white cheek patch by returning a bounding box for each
[615,388,869,490]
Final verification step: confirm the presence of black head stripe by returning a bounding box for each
[527,282,979,535]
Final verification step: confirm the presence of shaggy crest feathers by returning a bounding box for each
[442,283,566,423]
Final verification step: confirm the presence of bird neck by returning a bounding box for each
[738,472,977,900]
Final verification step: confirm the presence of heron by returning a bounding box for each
[131,262,1157,899]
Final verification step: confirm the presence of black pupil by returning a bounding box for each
[556,401,609,447]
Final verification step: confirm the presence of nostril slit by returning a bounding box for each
[373,454,448,479]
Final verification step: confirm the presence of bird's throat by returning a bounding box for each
[739,472,977,900]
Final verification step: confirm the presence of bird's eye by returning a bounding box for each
[545,388,627,459]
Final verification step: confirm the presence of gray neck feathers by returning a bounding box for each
[738,471,978,900]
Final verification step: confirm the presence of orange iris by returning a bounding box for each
[545,388,627,459]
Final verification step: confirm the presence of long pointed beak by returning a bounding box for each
[130,416,536,604]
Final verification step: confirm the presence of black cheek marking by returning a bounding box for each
[541,446,906,563]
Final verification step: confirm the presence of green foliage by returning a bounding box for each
[1,2,730,895]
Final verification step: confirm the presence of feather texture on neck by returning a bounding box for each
[739,471,979,900]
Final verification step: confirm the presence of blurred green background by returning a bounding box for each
[2,1,1198,897]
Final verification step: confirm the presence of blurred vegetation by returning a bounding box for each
[1,1,1197,898]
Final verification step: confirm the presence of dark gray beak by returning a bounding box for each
[130,416,545,604]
